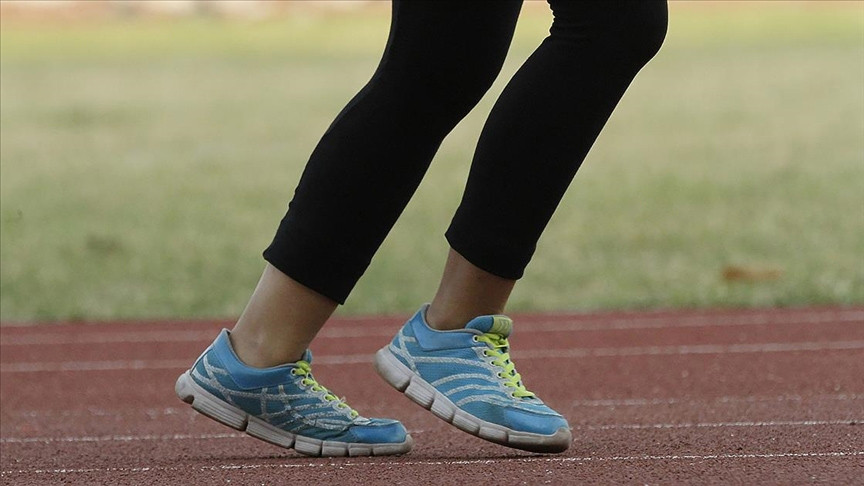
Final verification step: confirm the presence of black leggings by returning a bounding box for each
[264,0,667,304]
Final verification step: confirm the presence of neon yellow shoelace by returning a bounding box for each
[293,361,359,418]
[476,334,536,398]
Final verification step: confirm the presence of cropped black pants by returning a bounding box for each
[264,0,668,304]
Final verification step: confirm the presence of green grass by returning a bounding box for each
[1,2,863,321]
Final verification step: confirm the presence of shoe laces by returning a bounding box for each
[292,360,359,418]
[475,333,536,398]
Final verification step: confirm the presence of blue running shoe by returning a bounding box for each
[175,330,413,457]
[374,305,571,453]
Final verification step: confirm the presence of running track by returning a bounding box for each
[1,307,862,485]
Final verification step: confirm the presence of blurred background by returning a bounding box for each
[1,1,862,323]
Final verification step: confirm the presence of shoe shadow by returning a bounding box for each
[209,450,547,463]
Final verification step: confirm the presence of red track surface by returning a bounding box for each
[2,307,863,485]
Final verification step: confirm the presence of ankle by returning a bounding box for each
[228,328,305,368]
[425,303,492,331]
[425,249,515,331]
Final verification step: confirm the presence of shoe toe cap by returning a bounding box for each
[502,407,570,436]
[348,419,409,444]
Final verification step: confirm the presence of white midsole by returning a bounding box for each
[174,370,412,457]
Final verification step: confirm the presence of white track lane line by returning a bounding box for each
[574,419,860,431]
[8,407,194,419]
[0,330,217,346]
[0,433,242,444]
[2,340,863,373]
[529,310,864,332]
[2,419,859,445]
[1,451,862,476]
[525,340,864,359]
[2,310,861,346]
[6,393,862,419]
[571,393,864,407]
[0,359,191,372]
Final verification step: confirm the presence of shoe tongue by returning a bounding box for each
[465,315,513,337]
[299,349,313,364]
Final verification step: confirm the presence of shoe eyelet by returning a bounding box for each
[471,336,479,342]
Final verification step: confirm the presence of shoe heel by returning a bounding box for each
[175,372,195,404]
[175,371,248,430]
[374,347,411,391]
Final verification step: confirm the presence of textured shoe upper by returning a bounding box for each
[389,306,568,435]
[190,330,406,444]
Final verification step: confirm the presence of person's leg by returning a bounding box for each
[178,1,524,457]
[231,1,523,368]
[376,1,667,453]
[429,1,668,330]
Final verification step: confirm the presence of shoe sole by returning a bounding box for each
[174,371,413,457]
[374,347,571,453]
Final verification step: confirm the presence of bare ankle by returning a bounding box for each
[425,304,468,331]
[228,329,305,368]
[426,249,515,331]
[226,264,336,368]
[426,302,508,331]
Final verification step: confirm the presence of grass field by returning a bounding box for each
[1,2,862,321]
